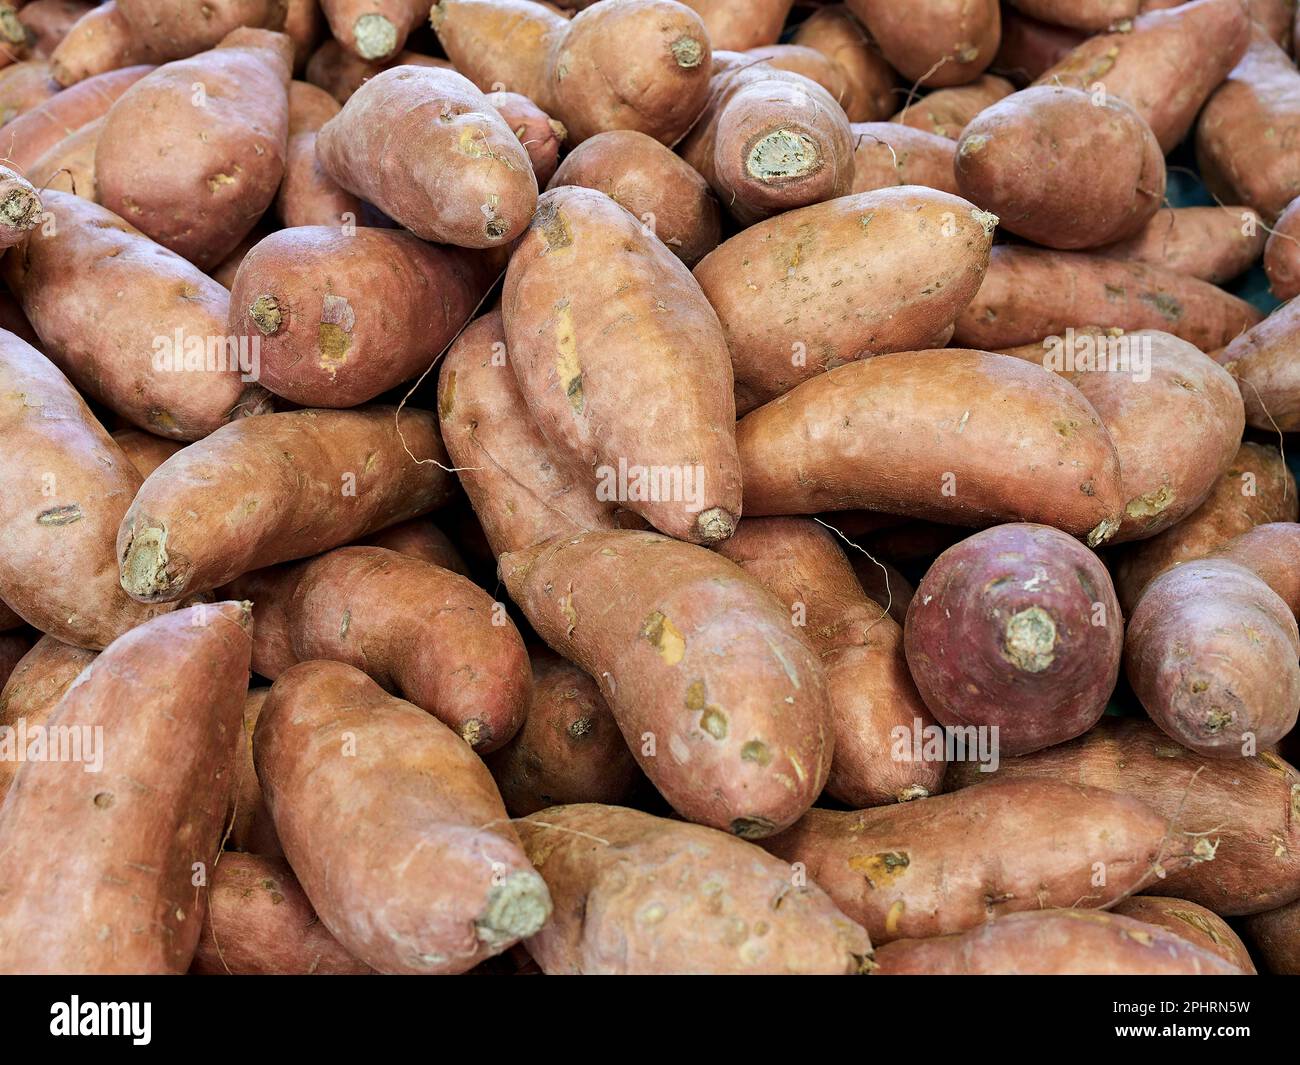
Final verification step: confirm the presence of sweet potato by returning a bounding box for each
[316,65,537,247]
[229,227,496,407]
[319,0,431,60]
[486,651,642,815]
[94,28,291,270]
[428,0,565,105]
[115,0,290,57]
[305,38,449,101]
[0,602,252,974]
[0,328,167,648]
[110,428,183,478]
[699,188,994,412]
[284,0,322,71]
[25,113,99,198]
[1245,896,1300,973]
[1112,895,1257,972]
[254,660,552,975]
[744,44,855,114]
[0,163,39,246]
[2,191,269,440]
[849,122,959,194]
[358,517,469,575]
[46,2,155,87]
[1009,0,1138,31]
[226,688,280,857]
[489,89,565,185]
[954,246,1263,350]
[679,61,855,226]
[766,779,1198,944]
[677,0,792,50]
[499,530,834,838]
[736,349,1126,544]
[274,80,363,227]
[1264,196,1300,298]
[872,910,1243,974]
[1212,522,1300,615]
[891,74,1014,139]
[0,59,58,123]
[847,0,999,87]
[992,6,1086,85]
[1036,0,1251,154]
[19,1,95,58]
[717,518,944,807]
[193,852,371,975]
[947,717,1300,914]
[1217,298,1300,431]
[955,86,1165,250]
[519,803,869,973]
[790,4,894,122]
[1097,206,1267,284]
[503,186,742,544]
[117,406,455,603]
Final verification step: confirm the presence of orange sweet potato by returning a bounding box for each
[1098,206,1266,284]
[1212,522,1300,615]
[847,0,999,88]
[849,122,959,194]
[319,0,431,61]
[358,517,469,575]
[274,79,363,227]
[304,37,449,101]
[19,1,96,59]
[110,428,183,478]
[790,4,894,122]
[489,89,565,184]
[25,113,100,198]
[992,6,1085,85]
[1244,896,1300,973]
[0,59,59,123]
[1010,0,1138,31]
[429,0,565,105]
[891,74,1014,139]
[678,0,792,50]
[226,688,280,857]
[46,2,157,87]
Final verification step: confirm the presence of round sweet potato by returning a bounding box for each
[849,122,959,194]
[1112,896,1257,973]
[1217,298,1300,431]
[790,4,894,122]
[847,0,999,88]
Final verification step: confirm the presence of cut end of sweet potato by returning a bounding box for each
[121,524,179,601]
[353,14,398,61]
[0,186,40,236]
[1087,516,1121,547]
[671,36,705,69]
[1003,606,1057,673]
[746,129,820,183]
[695,507,737,544]
[475,870,552,949]
[249,295,284,336]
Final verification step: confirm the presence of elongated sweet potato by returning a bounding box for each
[274,80,363,227]
[872,909,1243,974]
[46,2,156,87]
[790,4,894,122]
[847,0,999,87]
[317,65,537,247]
[519,803,869,973]
[947,717,1300,914]
[1112,896,1257,972]
[1097,206,1266,284]
[677,0,792,50]
[1245,896,1300,973]
[18,0,94,58]
[429,0,565,105]
[305,38,449,100]
[117,406,455,603]
[717,518,943,807]
[319,0,430,60]
[695,188,995,413]
[992,6,1085,85]
[954,246,1263,350]
[254,660,552,975]
[765,779,1196,944]
[503,186,742,544]
[486,652,641,815]
[737,350,1125,544]
[194,852,371,975]
[226,688,280,856]
[25,113,100,198]
[1036,0,1251,154]
[500,530,834,838]
[2,191,269,440]
[891,74,1014,139]
[849,122,959,194]
[0,602,251,974]
[1264,196,1300,298]
[1217,298,1300,431]
[358,516,469,575]
[0,163,38,246]
[1212,522,1300,615]
[115,0,290,57]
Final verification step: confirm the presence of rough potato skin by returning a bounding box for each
[229,227,497,407]
[905,523,1122,757]
[677,0,792,51]
[499,530,835,838]
[26,114,101,199]
[227,546,531,752]
[0,330,168,648]
[519,803,871,974]
[117,406,455,603]
[1098,206,1267,284]
[438,310,636,557]
[717,518,944,807]
[891,75,1014,140]
[0,166,40,248]
[503,187,742,544]
[486,652,642,816]
[1244,895,1300,973]
[547,129,722,265]
[254,661,552,975]
[947,717,1300,915]
[316,65,538,247]
[764,779,1194,943]
[489,90,565,185]
[1036,0,1251,154]
[694,188,995,413]
[319,0,429,61]
[872,910,1244,974]
[95,29,292,270]
[790,5,895,122]
[193,853,372,975]
[680,62,855,226]
[1213,522,1300,615]
[850,122,959,194]
[736,350,1126,544]
[1217,298,1300,431]
[1264,196,1300,298]
[954,246,1263,350]
[1114,442,1297,613]
[847,0,999,87]
[0,603,252,975]
[358,516,469,575]
[955,86,1165,250]
[226,688,280,857]
[1112,896,1257,972]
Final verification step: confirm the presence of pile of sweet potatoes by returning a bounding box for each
[1,0,1300,982]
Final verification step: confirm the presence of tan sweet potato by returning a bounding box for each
[790,4,894,122]
[486,651,642,815]
[736,349,1126,545]
[847,0,999,87]
[695,188,994,413]
[0,602,251,974]
[1264,196,1300,298]
[2,191,269,440]
[1036,0,1251,154]
[94,28,291,270]
[1212,522,1300,615]
[319,0,431,60]
[0,59,58,123]
[1217,298,1300,431]
[488,89,565,185]
[254,660,552,975]
[947,717,1300,915]
[428,0,565,105]
[849,122,959,194]
[677,0,792,50]
[305,38,449,101]
[717,518,944,807]
[357,516,469,575]
[955,85,1165,250]
[117,406,455,603]
[0,162,39,246]
[193,852,371,975]
[226,687,280,857]
[954,246,1263,350]
[1097,206,1266,284]
[273,80,363,227]
[1112,896,1257,972]
[25,113,100,198]
[891,74,1014,139]
[1244,896,1300,973]
[499,530,835,838]
[46,2,156,87]
[503,186,742,544]
[872,910,1243,974]
[1114,442,1297,613]
[992,6,1086,85]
